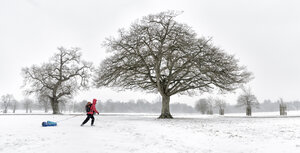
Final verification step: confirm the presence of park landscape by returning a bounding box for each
[1,1,300,153]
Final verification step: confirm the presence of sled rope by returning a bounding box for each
[56,114,82,123]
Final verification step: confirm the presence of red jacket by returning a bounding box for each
[88,99,99,115]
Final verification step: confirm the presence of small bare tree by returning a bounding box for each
[195,98,209,114]
[237,87,259,116]
[1,94,15,113]
[214,98,227,115]
[22,47,93,114]
[95,11,252,118]
[278,98,287,116]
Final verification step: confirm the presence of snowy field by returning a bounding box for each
[1,113,300,153]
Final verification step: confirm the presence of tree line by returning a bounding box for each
[2,93,299,115]
[0,96,195,114]
[194,87,298,116]
[195,99,300,114]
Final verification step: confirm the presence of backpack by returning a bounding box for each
[86,103,92,112]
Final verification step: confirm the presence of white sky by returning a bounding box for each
[1,0,300,105]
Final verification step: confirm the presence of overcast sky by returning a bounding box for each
[1,0,300,105]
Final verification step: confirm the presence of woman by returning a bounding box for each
[81,99,99,126]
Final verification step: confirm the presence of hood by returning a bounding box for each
[92,99,97,104]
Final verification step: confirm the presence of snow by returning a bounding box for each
[1,113,300,153]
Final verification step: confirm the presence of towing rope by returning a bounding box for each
[56,114,82,123]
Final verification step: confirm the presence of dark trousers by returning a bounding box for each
[82,114,95,125]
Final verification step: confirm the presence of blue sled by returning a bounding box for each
[42,121,57,127]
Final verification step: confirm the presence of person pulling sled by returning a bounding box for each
[81,99,99,126]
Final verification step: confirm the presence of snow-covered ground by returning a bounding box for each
[1,113,300,153]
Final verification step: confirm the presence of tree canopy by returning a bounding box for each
[237,87,259,108]
[22,47,93,114]
[95,11,252,118]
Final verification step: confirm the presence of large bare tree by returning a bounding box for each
[94,11,252,118]
[22,47,93,114]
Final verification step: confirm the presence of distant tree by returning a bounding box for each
[66,101,76,113]
[1,94,15,113]
[23,98,34,113]
[74,100,88,113]
[11,99,18,113]
[171,102,195,113]
[278,98,287,116]
[260,99,277,112]
[206,97,214,115]
[214,98,227,115]
[236,87,259,116]
[37,94,50,113]
[195,98,209,114]
[104,99,115,112]
[94,11,252,118]
[136,99,149,113]
[22,47,93,114]
[58,97,69,113]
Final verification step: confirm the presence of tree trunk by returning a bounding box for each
[246,106,251,116]
[219,108,224,115]
[158,95,173,119]
[50,98,60,114]
[279,104,287,116]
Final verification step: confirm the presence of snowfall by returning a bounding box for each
[1,112,300,153]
